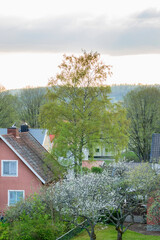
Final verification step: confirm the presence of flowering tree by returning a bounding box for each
[48,162,158,240]
[104,161,158,240]
[50,172,114,240]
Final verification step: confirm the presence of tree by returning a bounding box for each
[18,87,46,128]
[39,51,129,174]
[124,86,160,162]
[50,172,114,240]
[48,161,157,240]
[0,91,19,127]
[104,161,158,240]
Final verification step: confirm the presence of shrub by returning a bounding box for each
[2,193,73,240]
[7,215,66,240]
[0,222,10,240]
[91,166,103,174]
[121,151,140,162]
[82,167,91,174]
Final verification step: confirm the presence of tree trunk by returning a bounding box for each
[117,230,123,240]
[89,223,96,240]
[90,230,96,240]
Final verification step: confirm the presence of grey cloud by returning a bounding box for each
[136,9,160,19]
[0,12,160,56]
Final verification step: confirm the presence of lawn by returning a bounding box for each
[72,224,160,240]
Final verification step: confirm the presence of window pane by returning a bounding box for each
[3,161,17,176]
[9,191,16,206]
[3,162,9,174]
[17,192,23,202]
[9,191,24,206]
[10,162,17,175]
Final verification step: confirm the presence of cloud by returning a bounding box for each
[136,8,160,19]
[0,10,160,56]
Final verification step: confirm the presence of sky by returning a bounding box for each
[1,0,160,89]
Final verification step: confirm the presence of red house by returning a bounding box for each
[0,127,53,213]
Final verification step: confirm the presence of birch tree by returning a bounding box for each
[39,51,129,174]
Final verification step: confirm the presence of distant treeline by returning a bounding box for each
[8,83,160,102]
[111,84,160,102]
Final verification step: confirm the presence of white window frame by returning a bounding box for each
[8,190,25,206]
[1,160,18,177]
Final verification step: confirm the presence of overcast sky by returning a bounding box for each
[1,0,160,89]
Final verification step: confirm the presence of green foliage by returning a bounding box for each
[5,194,46,223]
[2,193,71,240]
[128,162,158,195]
[124,86,160,162]
[18,87,46,128]
[43,152,66,181]
[39,51,129,174]
[82,167,91,174]
[0,222,10,240]
[8,216,53,240]
[0,216,67,240]
[121,151,140,162]
[0,91,19,127]
[91,166,103,173]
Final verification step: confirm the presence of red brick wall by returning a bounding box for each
[147,196,160,226]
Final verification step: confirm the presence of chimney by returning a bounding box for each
[7,127,19,138]
[21,124,29,132]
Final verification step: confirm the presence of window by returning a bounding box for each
[2,160,18,176]
[8,190,24,206]
[95,148,100,153]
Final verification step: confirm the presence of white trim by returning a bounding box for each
[0,136,45,184]
[1,160,18,177]
[8,190,25,206]
[42,129,48,147]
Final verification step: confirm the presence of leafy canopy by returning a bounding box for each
[124,86,160,162]
[40,51,129,172]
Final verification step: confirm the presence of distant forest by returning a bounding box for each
[109,84,160,102]
[8,84,160,102]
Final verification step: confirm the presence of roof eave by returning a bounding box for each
[0,135,46,184]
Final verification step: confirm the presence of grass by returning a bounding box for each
[104,160,113,165]
[72,224,160,240]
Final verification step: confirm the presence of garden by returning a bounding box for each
[0,161,160,240]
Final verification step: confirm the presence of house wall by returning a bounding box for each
[0,139,43,212]
[83,146,114,160]
[43,134,52,152]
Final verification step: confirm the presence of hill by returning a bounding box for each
[7,84,160,102]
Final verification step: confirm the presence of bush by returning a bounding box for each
[82,167,91,174]
[91,166,103,174]
[0,222,10,240]
[121,151,140,162]
[5,194,47,223]
[7,216,66,240]
[2,193,73,240]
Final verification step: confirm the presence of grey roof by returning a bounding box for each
[0,128,47,146]
[29,129,47,145]
[1,132,53,183]
[150,133,160,163]
[0,128,7,135]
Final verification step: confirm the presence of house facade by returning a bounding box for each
[0,127,53,213]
